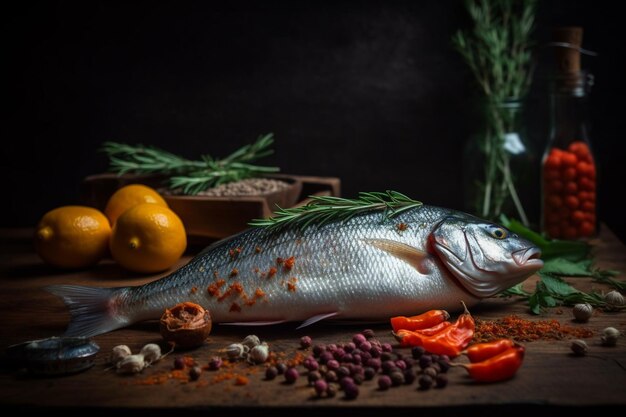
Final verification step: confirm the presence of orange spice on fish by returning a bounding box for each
[230,268,239,278]
[190,286,198,294]
[397,222,409,231]
[207,279,226,297]
[283,256,295,271]
[255,246,263,254]
[287,277,298,292]
[267,267,277,278]
[229,247,242,259]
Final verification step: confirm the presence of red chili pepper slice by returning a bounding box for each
[461,345,525,382]
[393,302,474,357]
[390,309,450,332]
[464,339,517,363]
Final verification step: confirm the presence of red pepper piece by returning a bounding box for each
[390,309,450,332]
[461,345,525,382]
[393,321,452,345]
[415,320,452,336]
[464,339,516,363]
[393,303,474,357]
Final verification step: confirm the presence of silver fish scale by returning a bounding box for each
[125,205,476,324]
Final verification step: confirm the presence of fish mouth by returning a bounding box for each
[512,247,543,268]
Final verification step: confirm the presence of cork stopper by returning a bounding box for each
[552,26,583,75]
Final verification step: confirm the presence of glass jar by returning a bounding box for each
[464,98,539,227]
[541,71,596,239]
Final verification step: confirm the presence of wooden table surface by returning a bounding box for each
[1,226,625,416]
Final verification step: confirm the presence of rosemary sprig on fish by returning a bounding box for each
[249,191,423,230]
[47,192,543,337]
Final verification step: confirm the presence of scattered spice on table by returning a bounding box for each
[474,315,593,342]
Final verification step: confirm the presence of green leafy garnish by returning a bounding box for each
[250,191,422,230]
[101,133,279,195]
[498,215,625,313]
[500,215,590,261]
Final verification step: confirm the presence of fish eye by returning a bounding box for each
[487,225,508,239]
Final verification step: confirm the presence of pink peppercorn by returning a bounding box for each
[284,367,299,384]
[326,359,340,371]
[208,356,223,371]
[378,375,392,390]
[300,336,312,349]
[314,379,328,396]
[352,334,367,345]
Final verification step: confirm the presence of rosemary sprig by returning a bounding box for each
[452,0,537,102]
[101,133,279,195]
[250,191,423,230]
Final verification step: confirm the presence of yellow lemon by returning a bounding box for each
[34,206,111,269]
[104,184,168,226]
[110,203,187,273]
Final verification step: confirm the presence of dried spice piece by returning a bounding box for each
[159,302,212,348]
[474,315,593,342]
[396,222,408,231]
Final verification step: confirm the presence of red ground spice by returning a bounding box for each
[235,376,249,385]
[230,268,239,278]
[255,246,263,253]
[268,267,277,278]
[474,315,594,343]
[397,222,408,231]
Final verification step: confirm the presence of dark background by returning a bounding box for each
[3,0,624,242]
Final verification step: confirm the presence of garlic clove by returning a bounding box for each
[110,345,132,365]
[226,343,248,360]
[604,291,624,309]
[116,354,145,374]
[570,339,588,356]
[242,335,261,349]
[572,303,593,322]
[600,327,621,347]
[140,343,162,365]
[248,343,270,364]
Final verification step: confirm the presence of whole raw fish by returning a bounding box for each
[47,205,543,337]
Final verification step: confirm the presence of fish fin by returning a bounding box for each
[296,312,339,329]
[219,320,288,326]
[363,238,434,274]
[46,285,129,337]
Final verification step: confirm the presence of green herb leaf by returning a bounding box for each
[539,273,580,296]
[541,258,594,277]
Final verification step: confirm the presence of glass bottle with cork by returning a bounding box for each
[542,27,597,239]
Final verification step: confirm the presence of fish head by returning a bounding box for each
[431,215,543,298]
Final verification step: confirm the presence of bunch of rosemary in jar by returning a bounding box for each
[453,0,538,227]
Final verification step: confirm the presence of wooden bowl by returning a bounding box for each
[80,173,340,244]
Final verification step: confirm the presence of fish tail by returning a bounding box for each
[46,285,131,337]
